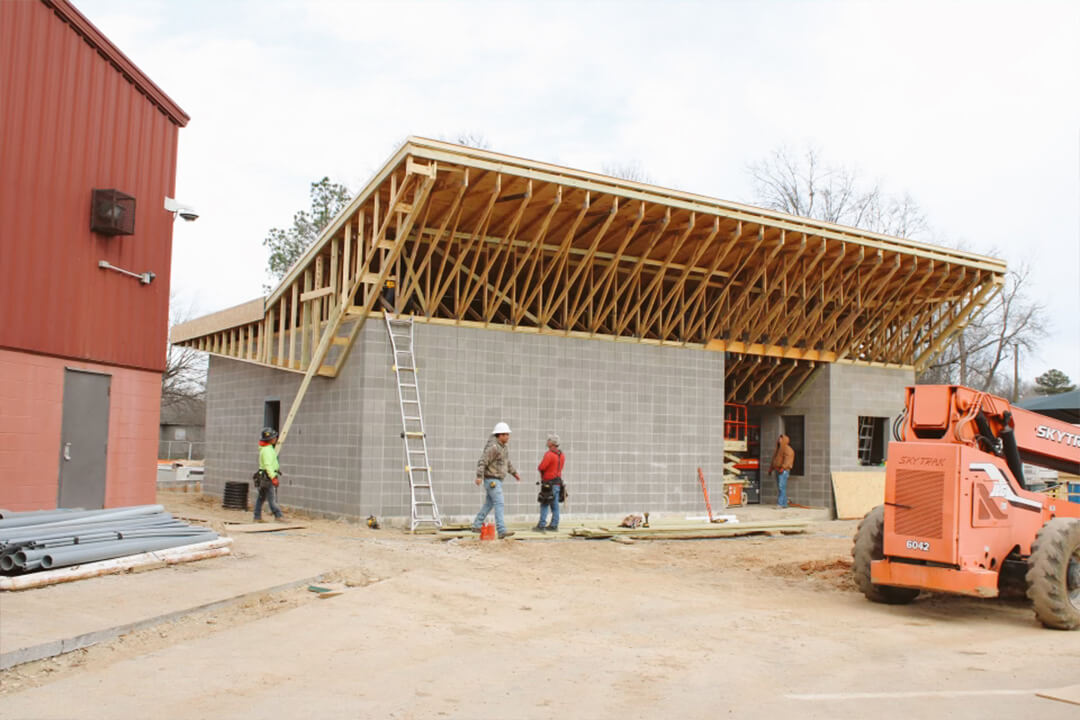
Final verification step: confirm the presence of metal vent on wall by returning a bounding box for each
[90,188,136,236]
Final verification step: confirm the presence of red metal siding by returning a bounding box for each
[0,0,183,373]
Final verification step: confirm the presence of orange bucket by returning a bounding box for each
[725,483,743,507]
[480,522,497,540]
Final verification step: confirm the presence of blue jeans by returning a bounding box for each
[472,478,505,534]
[539,483,560,528]
[777,470,790,508]
[254,485,282,520]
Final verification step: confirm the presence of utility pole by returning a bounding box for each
[1012,342,1019,402]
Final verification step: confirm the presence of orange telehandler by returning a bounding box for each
[853,384,1080,629]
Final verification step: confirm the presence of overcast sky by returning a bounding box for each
[79,0,1080,382]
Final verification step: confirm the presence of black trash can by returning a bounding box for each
[223,481,249,510]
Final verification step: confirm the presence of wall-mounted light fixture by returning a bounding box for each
[98,260,155,285]
[91,189,136,235]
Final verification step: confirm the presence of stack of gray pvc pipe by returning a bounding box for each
[0,505,218,575]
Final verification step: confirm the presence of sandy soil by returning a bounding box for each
[1,493,1077,719]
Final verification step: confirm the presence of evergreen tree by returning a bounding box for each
[263,177,352,283]
[1034,369,1076,395]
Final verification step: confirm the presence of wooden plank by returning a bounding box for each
[289,283,298,369]
[330,238,339,318]
[301,269,312,368]
[277,298,285,366]
[1036,685,1080,707]
[831,471,886,520]
[300,286,334,302]
[224,523,306,533]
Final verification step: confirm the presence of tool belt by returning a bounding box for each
[538,478,565,505]
[252,469,273,490]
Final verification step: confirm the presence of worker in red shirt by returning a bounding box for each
[534,434,566,532]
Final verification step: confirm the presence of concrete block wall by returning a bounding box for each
[758,364,913,513]
[203,320,727,521]
[827,364,913,473]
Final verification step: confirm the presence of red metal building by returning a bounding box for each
[0,0,189,510]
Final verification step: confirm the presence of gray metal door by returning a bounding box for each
[57,369,111,509]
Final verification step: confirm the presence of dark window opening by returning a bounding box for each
[858,416,888,466]
[781,415,805,476]
[264,400,281,433]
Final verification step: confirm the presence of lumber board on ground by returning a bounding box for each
[1036,684,1080,706]
[223,523,306,533]
[570,519,807,540]
[831,471,886,520]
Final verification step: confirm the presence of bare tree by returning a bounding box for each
[602,160,654,184]
[163,294,207,411]
[747,145,927,239]
[746,145,1046,393]
[916,264,1047,394]
[448,131,491,150]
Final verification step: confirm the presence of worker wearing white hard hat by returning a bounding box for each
[471,421,521,538]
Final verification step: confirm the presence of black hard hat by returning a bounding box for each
[260,427,278,441]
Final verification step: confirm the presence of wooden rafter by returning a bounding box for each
[171,139,1007,409]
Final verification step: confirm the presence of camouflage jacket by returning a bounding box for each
[476,436,517,480]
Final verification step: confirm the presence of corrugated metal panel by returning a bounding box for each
[0,0,184,373]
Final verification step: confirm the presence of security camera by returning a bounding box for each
[164,197,199,222]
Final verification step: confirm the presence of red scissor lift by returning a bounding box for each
[723,404,749,507]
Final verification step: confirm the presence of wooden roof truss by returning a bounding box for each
[173,139,1006,427]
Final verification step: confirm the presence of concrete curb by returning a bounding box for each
[0,573,325,671]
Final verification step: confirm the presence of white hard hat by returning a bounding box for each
[492,422,512,435]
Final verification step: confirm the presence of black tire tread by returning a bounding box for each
[1025,517,1080,630]
[852,505,920,605]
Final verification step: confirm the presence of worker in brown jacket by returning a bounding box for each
[770,434,795,508]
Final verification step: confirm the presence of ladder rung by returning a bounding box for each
[404,415,422,420]
[400,383,417,388]
[402,399,419,403]
[404,431,425,437]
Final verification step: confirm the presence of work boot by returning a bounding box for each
[546,526,559,532]
[255,518,266,523]
[498,531,515,539]
[275,516,287,523]
[469,526,482,533]
[532,525,547,532]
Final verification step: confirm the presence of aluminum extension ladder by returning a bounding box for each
[385,314,442,532]
[857,417,874,465]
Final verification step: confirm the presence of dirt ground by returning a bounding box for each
[1,493,1077,719]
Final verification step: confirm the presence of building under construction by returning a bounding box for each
[172,138,1006,523]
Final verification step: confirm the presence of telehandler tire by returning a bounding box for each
[852,505,920,605]
[1025,518,1080,630]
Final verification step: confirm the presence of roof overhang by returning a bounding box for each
[176,137,1006,405]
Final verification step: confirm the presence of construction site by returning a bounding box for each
[2,1,1080,717]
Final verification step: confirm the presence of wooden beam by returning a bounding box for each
[642,216,720,334]
[568,201,645,332]
[542,196,619,328]
[277,173,435,448]
[913,273,1003,371]
[692,225,765,341]
[518,191,589,325]
[501,188,562,325]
